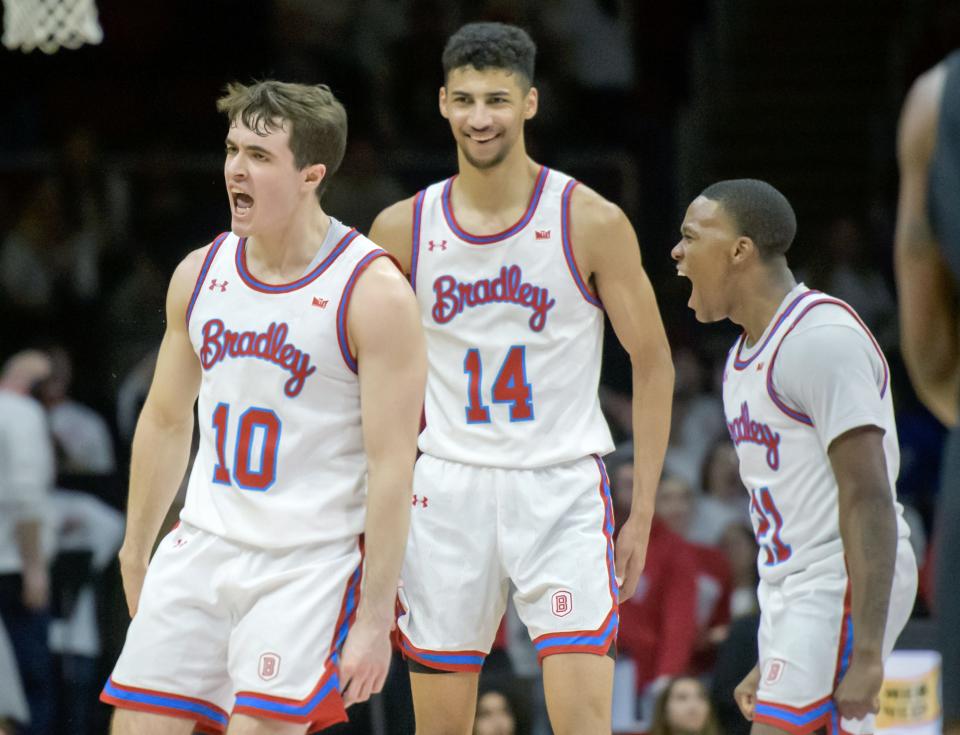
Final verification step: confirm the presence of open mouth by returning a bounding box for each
[232,192,254,216]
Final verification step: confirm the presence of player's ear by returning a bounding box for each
[731,236,756,263]
[524,86,538,120]
[302,162,327,194]
[439,87,450,119]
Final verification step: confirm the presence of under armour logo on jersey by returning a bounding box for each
[209,279,228,292]
[535,230,552,240]
[312,296,329,309]
[412,494,428,508]
[428,239,447,251]
[757,362,765,371]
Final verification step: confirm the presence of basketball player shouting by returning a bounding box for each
[673,179,917,735]
[101,81,426,734]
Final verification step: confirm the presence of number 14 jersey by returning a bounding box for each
[411,167,615,468]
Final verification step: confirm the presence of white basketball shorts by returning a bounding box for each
[397,453,618,672]
[754,541,917,734]
[100,522,363,732]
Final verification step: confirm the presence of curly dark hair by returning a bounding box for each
[442,22,536,87]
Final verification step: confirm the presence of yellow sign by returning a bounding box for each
[877,667,941,729]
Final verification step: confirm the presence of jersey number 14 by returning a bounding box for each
[463,346,534,423]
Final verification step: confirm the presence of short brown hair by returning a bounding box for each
[217,80,347,201]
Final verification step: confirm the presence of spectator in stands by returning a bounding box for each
[719,522,759,619]
[0,351,56,735]
[614,461,699,703]
[48,490,124,735]
[473,686,518,735]
[0,619,29,735]
[649,676,722,735]
[655,474,733,672]
[35,345,116,477]
[688,437,749,546]
[663,347,726,492]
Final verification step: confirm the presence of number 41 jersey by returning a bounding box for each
[411,166,615,468]
[722,284,911,583]
[180,221,389,549]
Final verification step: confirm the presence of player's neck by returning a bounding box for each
[453,147,540,215]
[245,205,331,282]
[733,265,798,346]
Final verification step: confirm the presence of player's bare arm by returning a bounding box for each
[895,63,960,427]
[734,663,761,721]
[117,245,206,617]
[368,196,417,275]
[830,425,898,720]
[570,185,674,597]
[339,258,427,707]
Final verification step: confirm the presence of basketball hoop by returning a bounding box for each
[2,0,103,53]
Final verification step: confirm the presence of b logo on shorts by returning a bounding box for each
[764,658,785,685]
[259,652,281,681]
[552,590,573,617]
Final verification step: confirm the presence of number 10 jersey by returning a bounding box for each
[181,222,389,549]
[411,167,615,468]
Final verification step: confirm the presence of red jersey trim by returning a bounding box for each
[185,232,230,330]
[410,189,426,291]
[235,229,359,294]
[336,250,398,373]
[560,179,603,308]
[766,298,890,426]
[441,166,549,244]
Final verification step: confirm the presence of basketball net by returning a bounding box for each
[2,0,102,53]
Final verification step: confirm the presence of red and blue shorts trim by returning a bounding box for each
[100,678,229,733]
[531,607,619,664]
[399,633,487,673]
[233,666,347,731]
[755,582,855,735]
[754,696,838,735]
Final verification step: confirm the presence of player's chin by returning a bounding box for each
[230,214,253,236]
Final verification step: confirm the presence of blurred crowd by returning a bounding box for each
[0,0,954,733]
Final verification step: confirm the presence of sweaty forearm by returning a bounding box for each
[123,410,195,560]
[358,467,411,626]
[630,355,673,516]
[840,491,897,658]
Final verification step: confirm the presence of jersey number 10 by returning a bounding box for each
[463,346,534,423]
[211,403,281,491]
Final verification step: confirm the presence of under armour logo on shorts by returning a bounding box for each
[259,652,281,681]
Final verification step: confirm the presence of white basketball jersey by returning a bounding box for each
[181,221,388,549]
[722,284,910,583]
[411,166,614,468]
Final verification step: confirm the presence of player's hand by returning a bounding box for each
[614,513,652,599]
[21,563,49,611]
[339,616,392,708]
[734,664,761,721]
[118,545,149,618]
[834,656,884,721]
